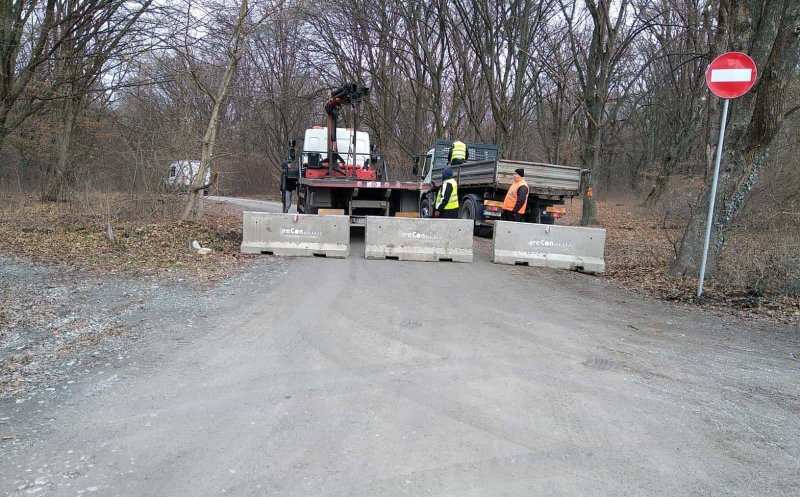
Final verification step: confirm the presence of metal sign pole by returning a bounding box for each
[697,98,730,298]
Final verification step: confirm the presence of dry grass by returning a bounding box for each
[0,193,245,282]
[561,196,800,326]
[718,230,800,296]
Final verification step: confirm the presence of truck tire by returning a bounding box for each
[298,187,317,214]
[458,195,477,226]
[420,197,432,218]
[459,194,488,236]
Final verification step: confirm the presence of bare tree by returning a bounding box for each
[557,0,652,225]
[635,0,710,204]
[672,0,800,275]
[242,6,318,172]
[1,0,74,149]
[40,0,155,201]
[449,0,553,159]
[180,0,280,221]
[534,26,583,164]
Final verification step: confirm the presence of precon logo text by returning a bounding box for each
[281,227,322,237]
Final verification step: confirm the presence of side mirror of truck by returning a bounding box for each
[370,143,378,164]
[412,156,420,177]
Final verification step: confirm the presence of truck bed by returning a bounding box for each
[431,140,582,197]
[430,140,499,185]
[299,177,429,191]
[496,159,582,196]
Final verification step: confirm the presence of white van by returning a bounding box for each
[164,160,211,194]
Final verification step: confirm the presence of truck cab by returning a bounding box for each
[302,127,371,168]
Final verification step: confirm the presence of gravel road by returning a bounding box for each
[1,237,798,496]
[206,196,295,213]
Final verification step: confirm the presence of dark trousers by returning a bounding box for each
[438,208,459,219]
[502,210,522,222]
[450,159,466,166]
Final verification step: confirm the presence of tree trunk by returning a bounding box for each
[573,0,625,226]
[42,97,79,202]
[581,122,600,226]
[182,0,251,222]
[671,0,800,276]
[643,151,678,208]
[581,97,603,226]
[0,107,8,153]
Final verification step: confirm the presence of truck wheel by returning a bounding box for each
[459,194,486,236]
[459,196,476,224]
[298,187,315,214]
[305,188,318,214]
[302,197,318,214]
[420,197,432,218]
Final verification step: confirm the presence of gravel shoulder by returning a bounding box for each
[0,252,288,400]
[1,237,798,496]
[1,197,798,496]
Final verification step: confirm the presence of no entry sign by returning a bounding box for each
[697,51,758,298]
[705,52,757,99]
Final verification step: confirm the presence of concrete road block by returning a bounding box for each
[492,221,606,272]
[365,217,473,262]
[241,212,350,258]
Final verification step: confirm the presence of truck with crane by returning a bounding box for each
[279,83,428,225]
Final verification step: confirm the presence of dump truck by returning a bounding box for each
[414,140,583,233]
[280,83,429,225]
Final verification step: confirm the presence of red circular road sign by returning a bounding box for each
[706,52,757,99]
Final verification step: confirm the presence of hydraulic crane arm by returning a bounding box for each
[324,83,369,173]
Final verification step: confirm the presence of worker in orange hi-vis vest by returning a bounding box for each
[502,168,529,222]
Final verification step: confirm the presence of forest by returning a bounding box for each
[1,0,798,295]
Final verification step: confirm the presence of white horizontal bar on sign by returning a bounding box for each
[710,68,752,82]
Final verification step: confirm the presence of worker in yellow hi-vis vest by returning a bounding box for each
[449,140,468,166]
[435,167,459,218]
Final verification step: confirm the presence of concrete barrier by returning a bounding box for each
[365,217,473,262]
[241,212,350,258]
[492,222,606,272]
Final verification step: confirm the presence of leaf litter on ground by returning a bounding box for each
[561,197,799,328]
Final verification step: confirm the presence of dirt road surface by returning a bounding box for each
[206,196,295,213]
[1,233,798,495]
